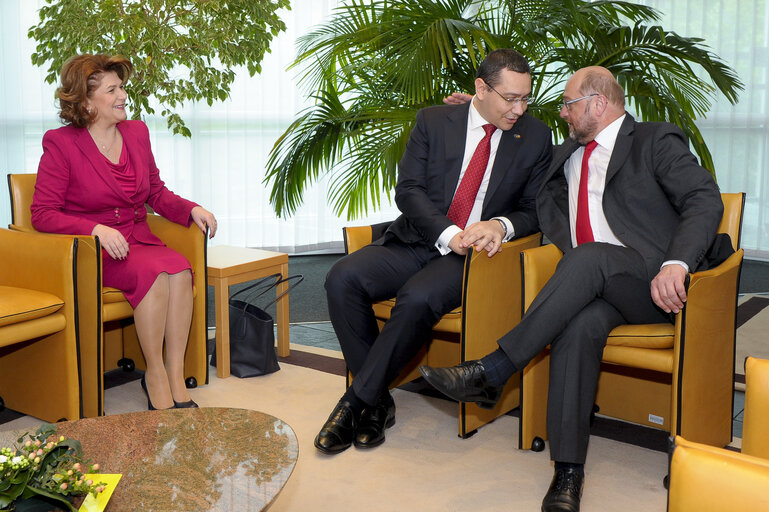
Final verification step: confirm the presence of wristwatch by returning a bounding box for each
[494,218,507,238]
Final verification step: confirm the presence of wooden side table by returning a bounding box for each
[207,245,290,378]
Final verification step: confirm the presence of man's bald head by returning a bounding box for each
[573,66,625,110]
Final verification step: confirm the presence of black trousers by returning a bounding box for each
[325,238,465,405]
[498,243,671,464]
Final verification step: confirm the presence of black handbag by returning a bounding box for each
[211,272,303,378]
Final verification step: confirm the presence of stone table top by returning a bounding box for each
[1,407,298,511]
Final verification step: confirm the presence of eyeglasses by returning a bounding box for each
[561,93,599,110]
[484,80,534,106]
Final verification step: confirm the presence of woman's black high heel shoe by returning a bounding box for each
[140,375,158,411]
[173,399,199,409]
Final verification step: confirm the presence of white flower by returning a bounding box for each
[0,455,7,463]
[11,456,22,464]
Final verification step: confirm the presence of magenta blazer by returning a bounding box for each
[31,120,197,244]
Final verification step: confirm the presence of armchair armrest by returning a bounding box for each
[0,228,76,297]
[669,435,769,511]
[461,232,543,360]
[147,215,207,268]
[520,244,563,312]
[743,356,769,459]
[674,249,743,444]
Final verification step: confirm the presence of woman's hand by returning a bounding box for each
[92,224,129,260]
[191,206,217,238]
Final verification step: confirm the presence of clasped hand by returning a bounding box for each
[448,220,505,257]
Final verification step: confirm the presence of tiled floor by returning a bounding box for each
[288,321,747,439]
[733,389,745,438]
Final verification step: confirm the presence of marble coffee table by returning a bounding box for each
[1,407,298,511]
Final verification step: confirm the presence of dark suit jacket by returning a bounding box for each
[384,102,553,246]
[31,120,197,244]
[537,114,725,281]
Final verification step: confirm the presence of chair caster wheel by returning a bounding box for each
[0,396,4,412]
[185,377,198,389]
[663,474,670,490]
[118,358,135,372]
[531,437,546,452]
[590,403,600,426]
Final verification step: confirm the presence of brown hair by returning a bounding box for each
[57,54,133,127]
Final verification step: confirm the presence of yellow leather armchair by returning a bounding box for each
[518,193,745,451]
[343,222,542,437]
[668,357,769,511]
[7,173,209,417]
[0,228,81,421]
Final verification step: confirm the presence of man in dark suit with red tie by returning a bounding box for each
[420,66,729,511]
[315,49,553,454]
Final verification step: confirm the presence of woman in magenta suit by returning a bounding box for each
[31,54,217,410]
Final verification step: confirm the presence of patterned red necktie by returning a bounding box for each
[576,140,598,245]
[447,123,496,229]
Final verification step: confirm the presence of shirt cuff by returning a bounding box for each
[436,225,462,255]
[661,260,689,273]
[492,216,515,242]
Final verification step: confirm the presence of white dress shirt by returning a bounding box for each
[436,99,514,254]
[564,113,688,271]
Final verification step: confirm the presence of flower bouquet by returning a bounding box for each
[0,424,105,512]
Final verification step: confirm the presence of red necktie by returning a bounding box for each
[447,123,496,229]
[576,140,598,245]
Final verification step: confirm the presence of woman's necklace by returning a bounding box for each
[89,129,119,158]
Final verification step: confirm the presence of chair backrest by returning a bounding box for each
[718,192,745,251]
[343,221,392,254]
[7,173,37,231]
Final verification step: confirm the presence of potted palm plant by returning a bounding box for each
[265,0,743,220]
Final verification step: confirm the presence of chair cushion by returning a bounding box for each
[373,299,462,333]
[0,285,64,327]
[607,323,675,349]
[102,287,128,304]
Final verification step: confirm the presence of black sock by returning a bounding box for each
[341,386,365,416]
[480,348,517,387]
[376,390,394,408]
[554,461,585,475]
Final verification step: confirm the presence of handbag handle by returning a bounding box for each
[231,273,304,309]
[260,274,304,310]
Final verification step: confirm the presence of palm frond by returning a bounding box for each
[265,0,743,217]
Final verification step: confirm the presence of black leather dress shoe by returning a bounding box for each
[355,397,395,449]
[314,401,357,454]
[419,360,502,409]
[541,467,584,512]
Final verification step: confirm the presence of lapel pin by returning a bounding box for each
[514,134,521,139]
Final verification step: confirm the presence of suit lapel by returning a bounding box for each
[606,114,635,184]
[443,102,471,206]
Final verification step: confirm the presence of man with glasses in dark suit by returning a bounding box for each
[315,49,553,456]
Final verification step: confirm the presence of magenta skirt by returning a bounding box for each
[102,242,191,308]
